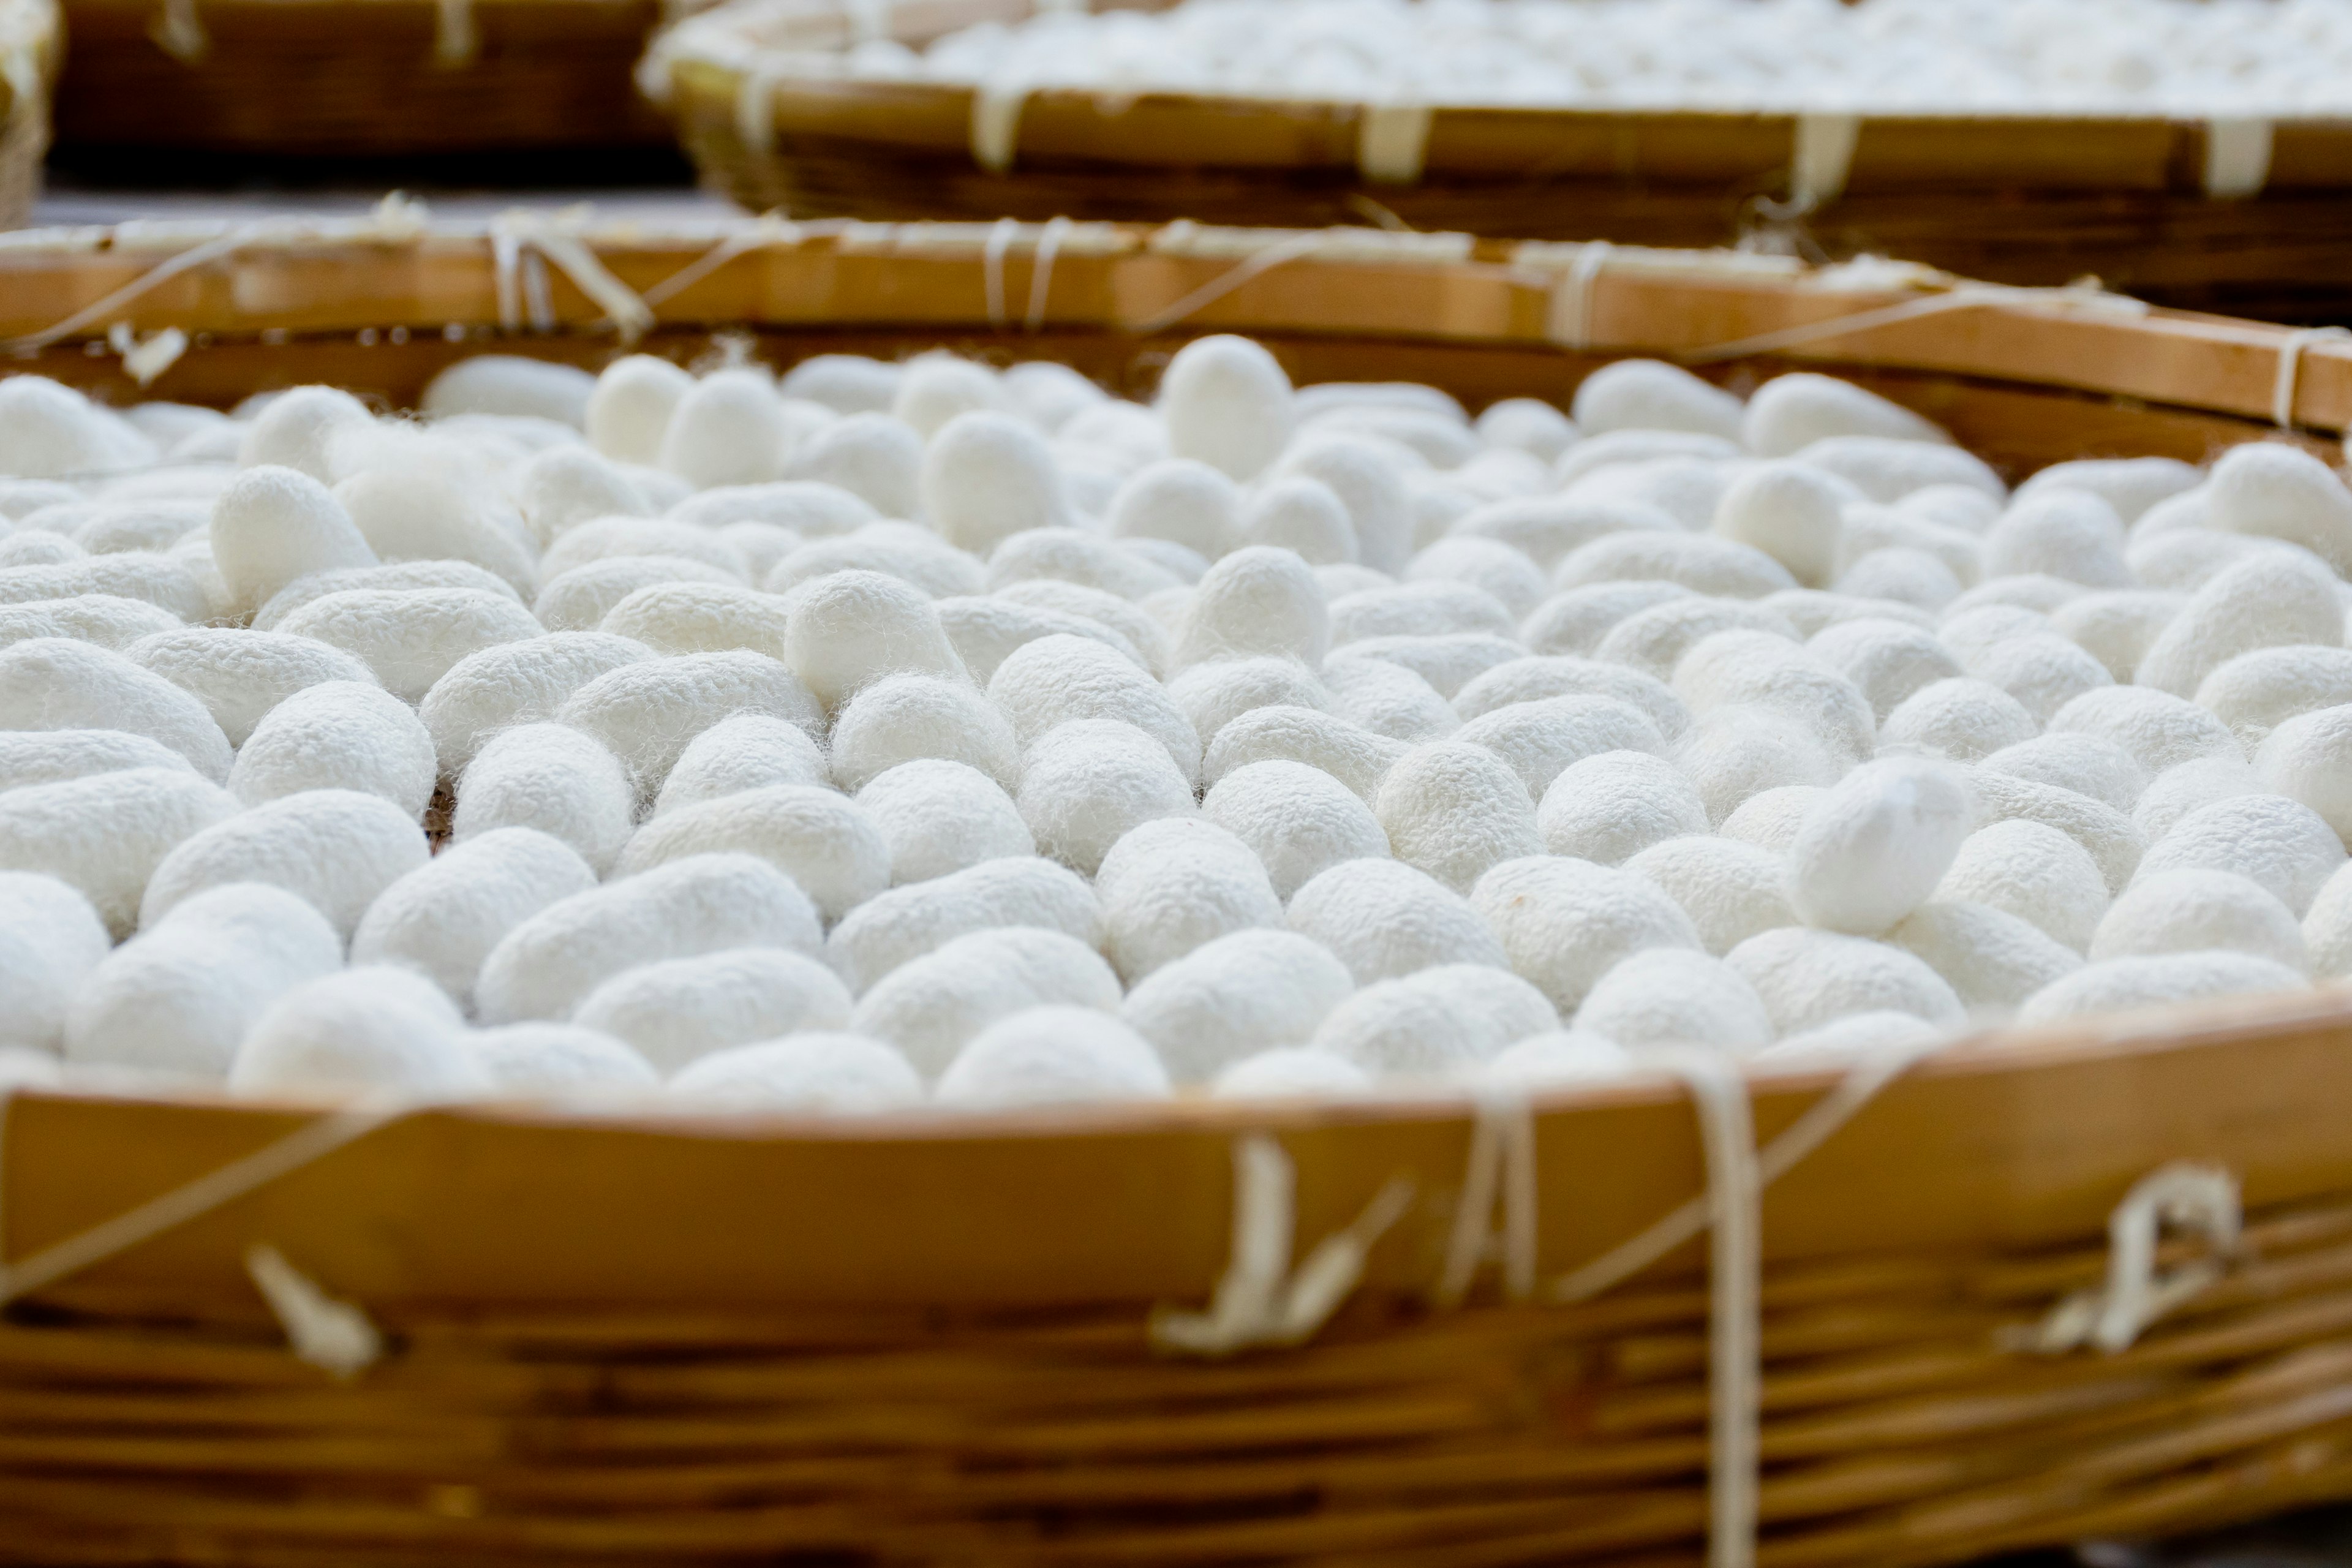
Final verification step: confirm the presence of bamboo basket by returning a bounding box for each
[12,214,2352,1566]
[647,0,2352,325]
[0,0,56,227]
[50,0,696,155]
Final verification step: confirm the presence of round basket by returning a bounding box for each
[50,0,688,155]
[0,0,58,228]
[7,214,2352,1567]
[646,0,2352,326]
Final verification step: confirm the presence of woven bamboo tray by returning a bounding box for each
[50,0,691,155]
[0,0,56,227]
[646,0,2352,325]
[11,214,2352,1566]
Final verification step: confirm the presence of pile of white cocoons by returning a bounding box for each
[4,334,2351,1116]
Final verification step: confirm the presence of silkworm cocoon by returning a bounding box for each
[0,871,111,1054]
[882,353,1000,439]
[1622,834,1796,956]
[0,767,235,935]
[234,386,371,482]
[1945,573,2082,619]
[986,528,1185,606]
[1452,653,1688,739]
[1313,963,1558,1076]
[1202,758,1389,902]
[1833,546,1964,610]
[989,633,1199,777]
[1798,437,1999,507]
[255,559,522,632]
[1157,334,1294,483]
[1673,704,1839,824]
[75,500,209,557]
[1211,1047,1372,1098]
[0,593,181,652]
[0,728,194,793]
[2198,648,2352,757]
[1532,748,1704,867]
[2133,792,2343,917]
[582,354,693,466]
[619,784,889,923]
[1238,476,1357,564]
[1117,928,1353,1085]
[1003,360,1105,433]
[907,411,1065,556]
[1471,854,1702,1012]
[564,946,854,1075]
[1482,1028,1637,1087]
[1556,429,1735,486]
[0,382,151,479]
[420,356,592,427]
[1710,459,1849,586]
[1273,434,1413,575]
[937,595,1145,685]
[1833,507,1983,592]
[1521,582,1693,660]
[541,516,747,584]
[1743,374,1950,459]
[1090,816,1283,984]
[124,627,375,749]
[1592,597,1799,683]
[1717,783,1822,854]
[560,649,826,793]
[671,481,875,540]
[2127,528,2309,594]
[1320,650,1461,741]
[0,554,210,624]
[2205,441,2352,575]
[1567,455,1738,531]
[1167,657,1330,747]
[521,447,654,548]
[534,556,739,633]
[1880,676,2038,762]
[2088,867,2307,973]
[467,1022,658,1097]
[780,355,900,415]
[992,582,1166,674]
[1569,359,1743,442]
[419,631,650,774]
[2137,552,2346,703]
[1806,616,1962,722]
[275,587,541,704]
[651,714,829,821]
[822,671,1015,793]
[1166,545,1326,668]
[662,1031,918,1113]
[649,368,786,491]
[0,530,85,568]
[228,966,486,1101]
[1726,925,1966,1036]
[1456,693,1667,801]
[845,925,1117,1079]
[477,852,823,1023]
[64,882,338,1083]
[208,465,378,617]
[782,570,968,714]
[1572,947,1774,1054]
[1098,458,1237,561]
[1964,770,2143,901]
[2017,950,2307,1026]
[598,580,791,665]
[1961,630,2113,725]
[1754,1009,1944,1066]
[1323,568,1401,601]
[1200,703,1403,805]
[1405,540,1545,624]
[1672,631,1875,764]
[1372,739,1541,894]
[1331,579,1515,645]
[2047,590,2187,684]
[0,636,232,782]
[1457,494,1678,572]
[1474,397,1578,461]
[2018,459,2201,524]
[1785,756,1972,936]
[1555,532,1795,602]
[229,680,435,818]
[1311,405,1477,469]
[2256,704,2352,843]
[2304,862,2352,977]
[2049,685,2242,775]
[1976,489,2128,587]
[824,854,1101,993]
[451,722,633,874]
[1332,631,1520,702]
[1887,899,2080,1013]
[934,1005,1169,1109]
[345,830,592,1014]
[0,479,80,517]
[1015,718,1197,876]
[141,787,427,939]
[786,412,924,520]
[334,469,536,597]
[714,521,803,582]
[1980,733,2147,813]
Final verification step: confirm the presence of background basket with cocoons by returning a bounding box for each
[0,0,56,229]
[15,215,2352,1564]
[647,0,2352,325]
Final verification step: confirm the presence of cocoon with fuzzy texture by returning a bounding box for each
[1881,676,2038,763]
[0,593,182,652]
[0,767,236,935]
[1240,477,1357,564]
[420,630,653,773]
[1573,948,1774,1054]
[1158,335,1294,483]
[765,521,985,601]
[2049,685,2242,775]
[2196,646,2352,752]
[257,559,522,632]
[126,627,377,748]
[535,557,739,633]
[469,1023,660,1096]
[1743,374,1950,458]
[1572,359,1744,442]
[1457,694,1666,799]
[522,446,652,549]
[1719,785,1823,854]
[0,728,194,792]
[937,1006,1170,1109]
[0,556,211,624]
[1980,733,2147,815]
[670,1033,924,1114]
[2204,442,2352,575]
[1888,901,2080,1011]
[476,853,824,1023]
[2136,551,2343,699]
[1313,963,1559,1075]
[655,713,832,818]
[228,967,487,1099]
[586,355,693,466]
[0,636,233,782]
[541,516,748,584]
[1166,657,1330,747]
[1965,768,2144,896]
[1330,580,1515,645]
[1213,1047,1373,1098]
[986,527,1185,603]
[2090,869,2307,971]
[937,595,1146,685]
[1623,834,1797,957]
[2133,757,2266,845]
[788,413,924,521]
[990,633,1200,778]
[1711,460,1849,586]
[66,884,342,1081]
[1453,655,1689,738]
[1285,856,1506,984]
[893,354,1006,439]
[1555,531,1795,600]
[277,587,542,703]
[1471,854,1702,1012]
[2133,793,2345,916]
[850,927,1122,1078]
[334,468,536,597]
[829,673,1018,792]
[1202,759,1389,900]
[209,466,378,617]
[922,412,1068,552]
[452,722,635,875]
[1593,597,1798,683]
[0,872,111,1054]
[1119,929,1354,1084]
[994,579,1170,676]
[1537,748,1708,865]
[1201,703,1403,804]
[1174,546,1327,667]
[1093,816,1283,983]
[1937,817,2111,952]
[1981,489,2130,586]
[422,357,592,426]
[140,788,428,938]
[2018,951,2307,1026]
[1727,927,1966,1035]
[351,828,597,1008]
[235,386,371,482]
[1807,617,1962,721]
[1374,739,1541,894]
[658,369,790,490]
[853,759,1034,886]
[1275,433,1413,575]
[600,581,792,663]
[229,680,437,818]
[559,650,825,792]
[619,785,891,923]
[1016,718,1197,876]
[1787,757,1972,935]
[1321,653,1461,740]
[1672,704,1839,825]
[824,854,1102,994]
[573,948,855,1073]
[783,570,969,710]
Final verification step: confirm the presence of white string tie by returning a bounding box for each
[1025,214,1072,331]
[971,78,1029,176]
[246,1244,383,1379]
[2204,117,2274,200]
[638,211,805,312]
[150,0,207,61]
[2011,1161,2242,1356]
[735,59,792,153]
[1,224,258,358]
[1126,230,1332,336]
[2272,325,2351,430]
[1545,240,1615,350]
[1357,101,1433,186]
[1678,279,2146,366]
[1791,112,1861,207]
[1433,1084,1537,1309]
[434,0,478,67]
[1151,1134,1415,1357]
[488,211,656,343]
[982,216,1020,328]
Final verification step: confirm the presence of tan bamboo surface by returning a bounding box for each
[650,0,2352,323]
[0,0,57,227]
[10,215,2352,1562]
